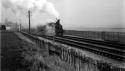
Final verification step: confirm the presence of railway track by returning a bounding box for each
[20,31,125,61]
[43,36,125,61]
[61,35,125,49]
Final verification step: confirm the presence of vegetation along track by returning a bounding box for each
[20,31,125,62]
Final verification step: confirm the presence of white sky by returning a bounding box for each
[1,0,125,31]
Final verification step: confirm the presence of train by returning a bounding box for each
[36,19,64,37]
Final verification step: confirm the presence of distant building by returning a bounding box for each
[0,25,6,30]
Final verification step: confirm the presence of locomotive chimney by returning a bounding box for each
[56,19,60,25]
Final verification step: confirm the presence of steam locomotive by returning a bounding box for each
[37,19,64,36]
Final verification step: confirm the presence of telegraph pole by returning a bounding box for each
[28,10,31,33]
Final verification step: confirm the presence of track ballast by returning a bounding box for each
[21,32,125,61]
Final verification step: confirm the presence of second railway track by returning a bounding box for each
[61,35,125,49]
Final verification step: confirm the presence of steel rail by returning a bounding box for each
[20,32,125,61]
[43,36,125,61]
[61,35,125,49]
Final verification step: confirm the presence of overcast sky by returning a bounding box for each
[0,0,125,31]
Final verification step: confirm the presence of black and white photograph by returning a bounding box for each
[0,0,125,71]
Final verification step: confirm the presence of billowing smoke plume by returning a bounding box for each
[2,0,59,20]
